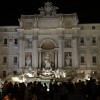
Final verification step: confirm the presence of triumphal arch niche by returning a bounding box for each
[40,39,57,70]
[17,1,79,72]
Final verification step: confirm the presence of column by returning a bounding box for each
[58,35,63,68]
[54,50,58,69]
[39,51,41,69]
[19,36,24,69]
[38,49,42,69]
[72,35,78,67]
[32,35,38,69]
[22,39,25,68]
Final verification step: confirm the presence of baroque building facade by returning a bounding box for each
[0,2,100,78]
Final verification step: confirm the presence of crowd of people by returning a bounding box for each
[0,78,100,100]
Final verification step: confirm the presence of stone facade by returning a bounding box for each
[0,2,100,78]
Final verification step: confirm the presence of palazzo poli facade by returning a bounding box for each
[0,2,100,79]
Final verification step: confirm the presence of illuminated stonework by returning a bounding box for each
[0,2,100,80]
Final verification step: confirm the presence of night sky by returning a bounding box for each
[0,0,100,26]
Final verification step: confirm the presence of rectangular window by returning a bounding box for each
[92,26,95,29]
[92,37,96,44]
[3,57,7,63]
[3,71,6,77]
[92,56,96,64]
[80,37,85,45]
[14,57,17,64]
[80,56,85,63]
[14,38,18,45]
[4,39,7,46]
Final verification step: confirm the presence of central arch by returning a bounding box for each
[40,39,57,50]
[39,39,57,69]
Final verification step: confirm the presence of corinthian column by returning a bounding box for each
[17,29,25,70]
[58,35,63,68]
[54,50,58,69]
[32,35,38,69]
[19,36,24,69]
[72,35,78,67]
[38,48,42,69]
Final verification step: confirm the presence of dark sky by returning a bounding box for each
[0,0,100,26]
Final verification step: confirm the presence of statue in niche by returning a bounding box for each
[44,53,51,69]
[25,54,32,68]
[65,53,71,66]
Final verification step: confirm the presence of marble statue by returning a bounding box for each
[65,53,71,66]
[33,17,38,28]
[38,1,58,16]
[25,55,32,67]
[59,16,63,27]
[44,53,51,69]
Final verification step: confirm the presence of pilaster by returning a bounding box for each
[72,35,78,67]
[32,35,38,69]
[58,35,64,68]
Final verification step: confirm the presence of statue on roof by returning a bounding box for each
[38,2,59,16]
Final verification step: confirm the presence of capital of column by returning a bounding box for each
[32,35,38,40]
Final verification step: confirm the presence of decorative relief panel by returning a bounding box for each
[63,20,73,29]
[64,39,71,48]
[25,38,32,48]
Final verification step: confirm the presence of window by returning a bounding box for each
[92,26,95,29]
[14,38,18,46]
[92,56,96,64]
[80,37,85,45]
[4,39,7,46]
[80,56,85,63]
[3,57,7,64]
[14,57,17,64]
[3,71,6,77]
[92,37,96,44]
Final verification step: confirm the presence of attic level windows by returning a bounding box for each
[92,26,95,29]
